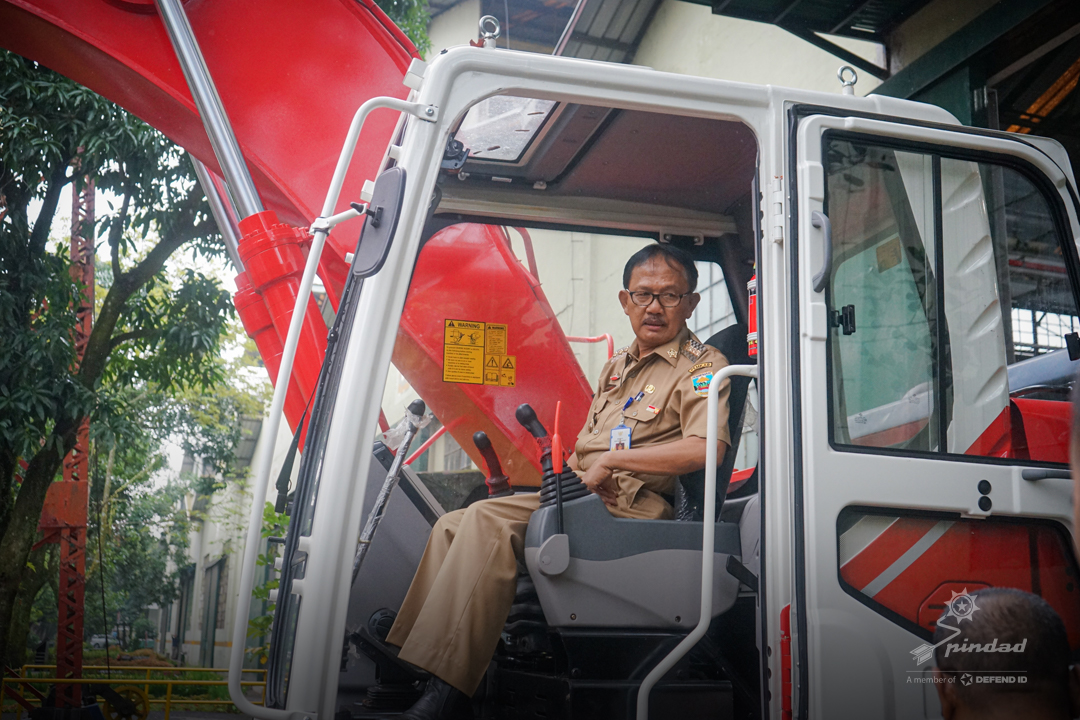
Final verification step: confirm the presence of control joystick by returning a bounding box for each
[473,431,513,497]
[515,403,589,509]
[515,403,548,439]
[516,403,554,475]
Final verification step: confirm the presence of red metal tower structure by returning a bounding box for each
[36,179,95,709]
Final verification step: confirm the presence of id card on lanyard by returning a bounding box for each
[610,391,644,451]
[610,423,631,451]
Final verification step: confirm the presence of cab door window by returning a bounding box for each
[825,136,1079,462]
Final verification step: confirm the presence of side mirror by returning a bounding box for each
[351,166,406,278]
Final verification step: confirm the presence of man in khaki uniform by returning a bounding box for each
[389,244,733,719]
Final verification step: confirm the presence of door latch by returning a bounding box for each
[1066,331,1080,361]
[830,305,856,335]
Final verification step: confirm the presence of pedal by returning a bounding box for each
[350,626,429,684]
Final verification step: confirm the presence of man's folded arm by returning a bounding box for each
[580,436,728,505]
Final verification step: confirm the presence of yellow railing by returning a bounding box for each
[2,665,266,720]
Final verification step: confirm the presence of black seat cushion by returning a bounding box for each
[677,323,752,521]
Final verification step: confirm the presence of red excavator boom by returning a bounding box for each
[0,0,591,482]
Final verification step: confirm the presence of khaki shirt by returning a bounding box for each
[574,326,732,519]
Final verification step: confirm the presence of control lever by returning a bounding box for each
[515,403,589,511]
[515,403,549,439]
[351,399,427,585]
[552,402,565,534]
[516,403,553,475]
[473,431,513,497]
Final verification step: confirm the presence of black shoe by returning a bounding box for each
[399,677,467,719]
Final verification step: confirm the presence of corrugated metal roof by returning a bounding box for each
[555,0,662,62]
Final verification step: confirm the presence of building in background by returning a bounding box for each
[158,416,290,668]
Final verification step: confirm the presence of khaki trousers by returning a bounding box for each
[386,488,672,695]
[387,493,537,694]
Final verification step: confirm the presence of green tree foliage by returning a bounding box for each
[0,49,233,666]
[376,0,432,56]
[247,502,288,666]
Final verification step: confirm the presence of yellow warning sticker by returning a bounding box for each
[485,323,508,355]
[483,355,517,387]
[443,319,485,384]
[443,320,515,386]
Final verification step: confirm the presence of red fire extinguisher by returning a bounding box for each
[747,270,758,357]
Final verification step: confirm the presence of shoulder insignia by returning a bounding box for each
[680,338,705,361]
[613,345,630,357]
[688,361,713,374]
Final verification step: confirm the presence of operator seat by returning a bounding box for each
[522,323,756,630]
[677,322,753,521]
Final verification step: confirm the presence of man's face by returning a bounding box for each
[619,256,700,351]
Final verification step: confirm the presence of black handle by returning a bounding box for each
[812,210,832,293]
[473,431,501,471]
[473,431,512,497]
[407,399,426,417]
[515,403,548,438]
[1021,468,1072,481]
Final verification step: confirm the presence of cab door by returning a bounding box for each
[793,113,1080,719]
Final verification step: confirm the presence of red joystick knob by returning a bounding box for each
[473,431,512,497]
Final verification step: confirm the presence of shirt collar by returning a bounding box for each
[627,326,690,367]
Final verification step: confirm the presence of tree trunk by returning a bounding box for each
[5,543,56,669]
[0,428,70,670]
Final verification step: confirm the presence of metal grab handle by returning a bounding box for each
[636,363,759,720]
[226,95,435,720]
[811,210,832,293]
[1022,468,1072,481]
[352,400,427,584]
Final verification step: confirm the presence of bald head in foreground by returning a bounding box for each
[933,588,1080,719]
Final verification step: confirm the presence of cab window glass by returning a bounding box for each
[382,226,755,488]
[825,137,1078,463]
[826,142,940,450]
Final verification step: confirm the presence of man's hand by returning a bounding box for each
[581,452,618,507]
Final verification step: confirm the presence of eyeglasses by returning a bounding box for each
[626,290,689,308]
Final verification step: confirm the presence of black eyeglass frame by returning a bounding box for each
[625,290,692,308]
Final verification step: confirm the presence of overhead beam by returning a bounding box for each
[568,32,635,54]
[786,26,889,79]
[773,0,807,25]
[873,0,1054,98]
[829,0,876,35]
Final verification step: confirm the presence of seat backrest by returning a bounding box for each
[676,322,752,521]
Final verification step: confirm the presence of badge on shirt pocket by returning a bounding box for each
[691,372,714,397]
[610,423,631,451]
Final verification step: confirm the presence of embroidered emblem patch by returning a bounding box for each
[692,372,714,397]
[644,384,655,393]
[688,362,713,374]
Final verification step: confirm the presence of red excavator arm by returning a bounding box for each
[0,0,414,270]
[1,0,592,482]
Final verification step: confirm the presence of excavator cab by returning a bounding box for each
[256,44,1080,720]
[263,51,769,720]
